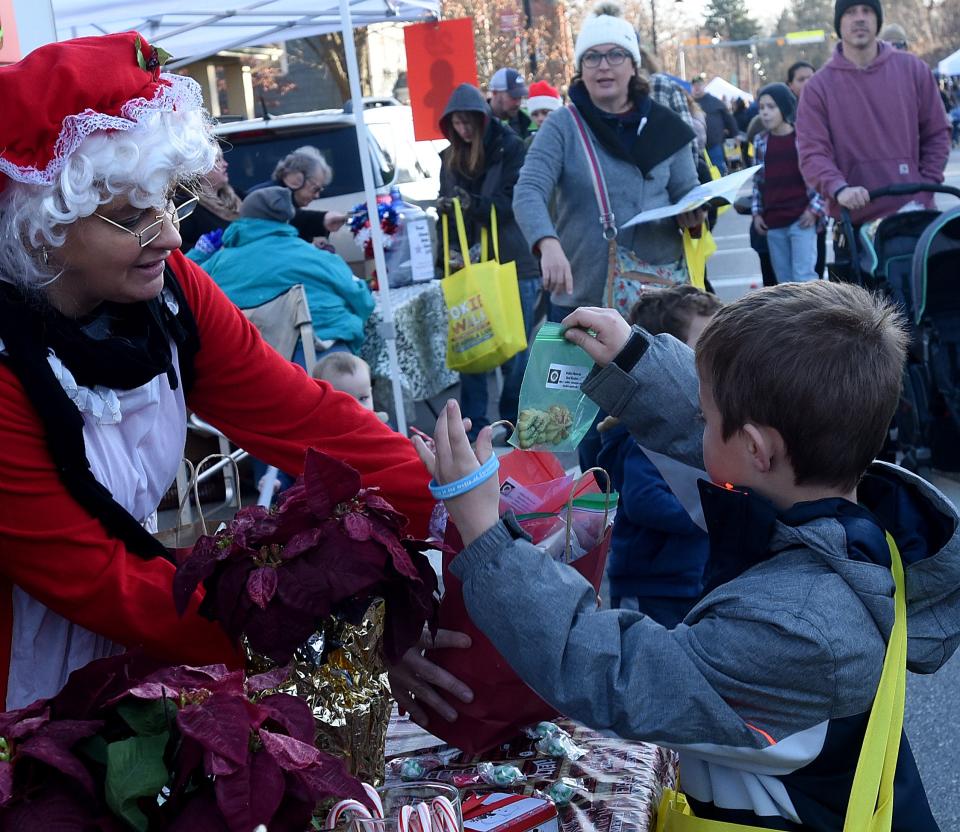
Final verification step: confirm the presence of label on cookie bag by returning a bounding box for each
[545,363,588,390]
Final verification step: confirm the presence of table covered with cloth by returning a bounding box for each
[385,707,678,832]
[361,281,458,407]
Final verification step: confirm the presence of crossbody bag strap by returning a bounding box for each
[568,104,617,242]
[842,531,907,831]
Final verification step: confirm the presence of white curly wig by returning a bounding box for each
[0,105,218,289]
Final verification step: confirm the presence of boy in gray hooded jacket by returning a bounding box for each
[413,281,959,831]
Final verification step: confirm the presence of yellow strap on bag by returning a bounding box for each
[682,224,717,292]
[441,199,526,374]
[657,533,906,832]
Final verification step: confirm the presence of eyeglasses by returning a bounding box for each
[93,187,199,248]
[302,177,326,198]
[581,48,632,69]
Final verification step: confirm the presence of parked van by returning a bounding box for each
[215,100,443,270]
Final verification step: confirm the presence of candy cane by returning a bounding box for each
[400,804,416,832]
[414,801,433,832]
[363,783,385,819]
[327,799,374,829]
[430,796,459,832]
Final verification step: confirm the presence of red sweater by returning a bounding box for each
[0,252,434,705]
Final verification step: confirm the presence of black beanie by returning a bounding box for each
[758,83,798,125]
[835,0,882,36]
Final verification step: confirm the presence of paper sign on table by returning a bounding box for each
[621,165,762,228]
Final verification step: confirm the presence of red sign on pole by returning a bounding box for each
[0,0,23,64]
[403,18,479,142]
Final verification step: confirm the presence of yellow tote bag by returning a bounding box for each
[682,225,718,292]
[656,533,907,832]
[441,199,526,374]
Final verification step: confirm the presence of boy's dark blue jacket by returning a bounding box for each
[597,422,708,600]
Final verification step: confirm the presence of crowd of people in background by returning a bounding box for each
[165,0,954,471]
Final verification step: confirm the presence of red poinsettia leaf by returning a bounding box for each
[256,694,316,745]
[8,713,51,740]
[50,652,166,721]
[342,512,373,541]
[20,720,103,796]
[284,745,368,805]
[370,525,421,582]
[172,534,228,616]
[361,490,409,530]
[279,526,326,560]
[176,692,255,770]
[168,789,230,832]
[245,665,292,695]
[245,604,317,666]
[215,748,285,832]
[301,448,362,518]
[246,567,278,610]
[0,761,13,807]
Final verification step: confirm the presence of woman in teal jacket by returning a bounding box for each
[189,187,374,354]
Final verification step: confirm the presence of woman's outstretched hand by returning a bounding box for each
[412,400,500,548]
[561,307,633,368]
[387,626,474,727]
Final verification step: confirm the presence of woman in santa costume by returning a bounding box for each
[0,32,471,720]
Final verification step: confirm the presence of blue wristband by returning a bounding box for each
[428,454,500,500]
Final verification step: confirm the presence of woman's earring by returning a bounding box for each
[40,247,51,266]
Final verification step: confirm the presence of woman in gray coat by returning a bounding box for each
[514,2,705,320]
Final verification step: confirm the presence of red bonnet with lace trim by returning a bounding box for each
[0,31,201,191]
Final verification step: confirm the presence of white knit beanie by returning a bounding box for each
[574,2,642,70]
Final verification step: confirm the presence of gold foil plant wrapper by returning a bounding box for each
[247,599,393,785]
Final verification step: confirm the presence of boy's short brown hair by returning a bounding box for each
[630,285,723,341]
[695,281,908,491]
[312,351,369,381]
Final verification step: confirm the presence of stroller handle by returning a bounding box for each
[838,182,960,284]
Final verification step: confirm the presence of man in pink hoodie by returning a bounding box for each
[796,0,950,226]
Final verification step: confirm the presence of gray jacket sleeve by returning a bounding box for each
[513,114,566,252]
[666,144,700,204]
[581,327,705,469]
[448,521,842,748]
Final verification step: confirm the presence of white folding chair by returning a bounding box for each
[183,285,318,511]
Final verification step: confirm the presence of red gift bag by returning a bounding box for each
[425,464,613,755]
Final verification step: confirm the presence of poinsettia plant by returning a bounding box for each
[173,448,438,666]
[0,653,369,831]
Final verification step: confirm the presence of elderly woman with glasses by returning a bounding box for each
[514,1,706,324]
[0,32,473,717]
[249,145,349,244]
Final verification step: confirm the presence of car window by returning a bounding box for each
[223,125,394,198]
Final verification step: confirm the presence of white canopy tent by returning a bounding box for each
[50,0,441,434]
[704,76,753,104]
[939,47,960,76]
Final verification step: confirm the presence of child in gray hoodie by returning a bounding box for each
[413,281,959,830]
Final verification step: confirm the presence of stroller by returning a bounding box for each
[836,183,960,472]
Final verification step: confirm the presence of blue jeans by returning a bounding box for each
[706,144,728,175]
[767,219,818,283]
[460,276,542,438]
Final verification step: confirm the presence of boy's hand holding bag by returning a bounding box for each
[412,403,614,755]
[441,198,526,374]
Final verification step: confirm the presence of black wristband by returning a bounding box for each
[612,329,650,374]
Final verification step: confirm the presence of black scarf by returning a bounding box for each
[569,81,696,178]
[0,268,200,560]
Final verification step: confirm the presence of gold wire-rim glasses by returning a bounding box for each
[92,187,200,248]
